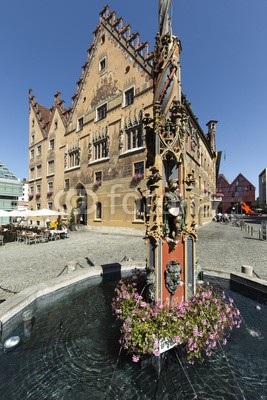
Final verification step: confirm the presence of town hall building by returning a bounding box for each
[28,6,219,228]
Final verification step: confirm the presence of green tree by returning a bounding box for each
[69,209,76,227]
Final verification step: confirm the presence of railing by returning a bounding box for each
[236,218,267,241]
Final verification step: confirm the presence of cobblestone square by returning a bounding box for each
[0,222,266,301]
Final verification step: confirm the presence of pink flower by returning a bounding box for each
[209,333,215,340]
[132,355,140,363]
[193,326,199,337]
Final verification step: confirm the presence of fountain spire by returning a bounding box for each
[144,0,197,305]
[154,0,180,117]
[158,0,172,38]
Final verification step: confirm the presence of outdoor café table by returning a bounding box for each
[16,231,27,243]
[54,228,68,239]
[25,232,42,245]
[49,230,60,240]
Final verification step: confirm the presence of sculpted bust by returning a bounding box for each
[165,260,182,295]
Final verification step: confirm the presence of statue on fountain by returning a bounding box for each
[163,178,187,245]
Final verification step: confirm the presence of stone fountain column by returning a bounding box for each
[144,0,197,305]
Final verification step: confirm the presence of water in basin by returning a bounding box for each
[0,276,266,399]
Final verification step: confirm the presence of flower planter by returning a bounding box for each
[93,181,102,191]
[112,272,241,364]
[130,174,144,187]
[158,337,178,354]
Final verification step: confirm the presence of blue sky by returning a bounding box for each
[0,0,266,194]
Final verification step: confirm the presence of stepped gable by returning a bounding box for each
[68,5,153,124]
[100,5,153,68]
[29,89,70,136]
[50,91,71,127]
[28,89,50,138]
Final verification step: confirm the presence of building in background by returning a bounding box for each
[0,161,23,224]
[18,178,29,210]
[216,173,256,213]
[28,6,218,228]
[259,168,267,208]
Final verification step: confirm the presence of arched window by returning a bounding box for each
[96,202,102,220]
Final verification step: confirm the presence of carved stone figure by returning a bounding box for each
[163,178,187,244]
[147,166,162,188]
[165,260,182,295]
[146,264,156,302]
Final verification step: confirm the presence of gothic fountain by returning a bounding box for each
[0,2,266,399]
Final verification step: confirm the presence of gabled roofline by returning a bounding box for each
[218,173,230,184]
[29,89,50,138]
[29,89,70,137]
[100,7,153,74]
[67,6,154,126]
[231,173,255,189]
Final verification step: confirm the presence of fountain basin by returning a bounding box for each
[0,272,266,399]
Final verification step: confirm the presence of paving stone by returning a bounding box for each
[0,222,266,301]
[197,221,267,280]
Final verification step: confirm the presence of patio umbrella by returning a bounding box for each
[30,208,68,217]
[8,209,34,217]
[30,208,69,228]
[0,210,10,217]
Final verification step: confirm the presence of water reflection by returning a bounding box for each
[0,277,266,399]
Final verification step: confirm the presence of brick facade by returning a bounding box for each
[217,173,256,213]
